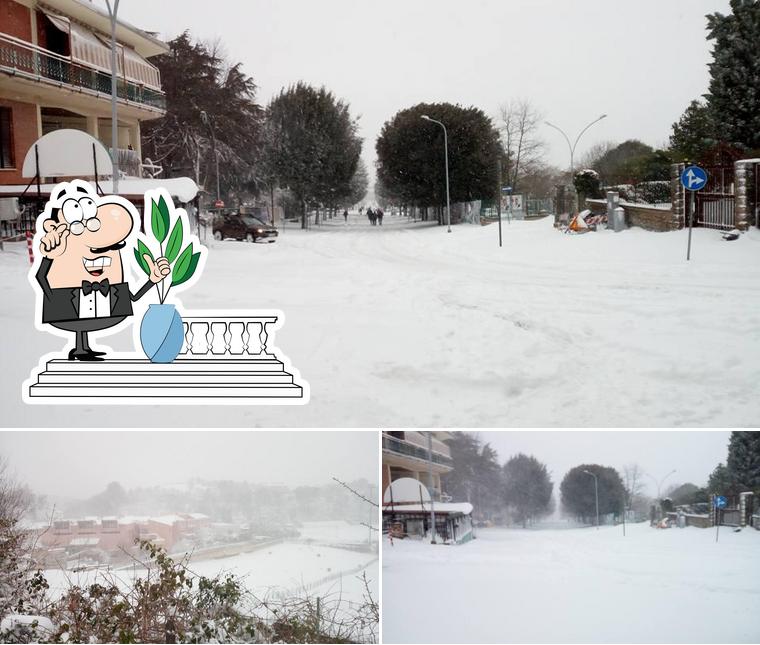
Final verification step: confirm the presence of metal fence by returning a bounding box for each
[0,34,165,110]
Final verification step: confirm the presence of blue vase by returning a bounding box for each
[140,304,184,363]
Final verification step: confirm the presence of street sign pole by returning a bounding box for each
[687,190,694,261]
[681,165,708,261]
[496,159,503,248]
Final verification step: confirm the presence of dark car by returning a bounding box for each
[212,211,278,243]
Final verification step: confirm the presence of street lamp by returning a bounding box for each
[200,110,221,204]
[421,115,451,233]
[545,114,607,214]
[583,469,600,530]
[105,0,120,192]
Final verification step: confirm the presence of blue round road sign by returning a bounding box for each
[681,165,708,191]
[714,495,727,509]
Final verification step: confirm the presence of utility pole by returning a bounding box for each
[421,115,452,233]
[583,469,599,529]
[105,0,120,192]
[427,433,437,544]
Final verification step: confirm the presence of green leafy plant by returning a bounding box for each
[133,195,200,303]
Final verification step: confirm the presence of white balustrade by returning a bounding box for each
[179,315,277,358]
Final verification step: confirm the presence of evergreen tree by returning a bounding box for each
[376,102,501,217]
[705,0,760,151]
[707,462,734,495]
[442,433,503,522]
[726,431,760,492]
[560,465,626,524]
[669,100,717,162]
[501,454,553,528]
[141,32,263,202]
[263,83,362,229]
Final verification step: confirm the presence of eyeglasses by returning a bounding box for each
[69,217,101,235]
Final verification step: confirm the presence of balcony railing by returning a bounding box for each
[382,435,454,468]
[0,33,165,111]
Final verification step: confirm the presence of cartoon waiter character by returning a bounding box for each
[34,181,170,361]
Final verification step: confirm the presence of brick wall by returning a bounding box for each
[587,199,681,232]
[0,0,32,41]
[0,98,38,185]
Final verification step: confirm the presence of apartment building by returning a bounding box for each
[381,431,453,501]
[37,513,210,555]
[0,0,167,187]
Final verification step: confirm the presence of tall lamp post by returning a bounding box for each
[583,469,600,530]
[105,0,120,192]
[421,115,451,233]
[200,110,221,205]
[545,114,607,214]
[427,433,437,544]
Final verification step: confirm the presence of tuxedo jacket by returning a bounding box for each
[36,257,152,324]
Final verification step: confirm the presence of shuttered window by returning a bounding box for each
[0,108,14,169]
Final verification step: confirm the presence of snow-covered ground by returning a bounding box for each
[3,214,760,426]
[382,523,760,643]
[44,541,377,605]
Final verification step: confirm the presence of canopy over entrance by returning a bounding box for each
[21,129,112,179]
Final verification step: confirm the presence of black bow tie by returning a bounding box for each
[81,279,110,296]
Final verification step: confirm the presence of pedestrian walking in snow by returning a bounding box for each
[377,208,384,226]
[343,209,348,223]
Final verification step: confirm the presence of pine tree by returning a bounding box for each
[726,431,760,492]
[705,0,760,151]
[669,100,717,162]
[502,454,553,528]
[263,83,362,229]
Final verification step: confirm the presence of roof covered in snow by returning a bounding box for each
[0,177,199,202]
[384,502,473,516]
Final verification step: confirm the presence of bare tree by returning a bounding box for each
[622,463,646,512]
[497,99,546,193]
[577,140,616,172]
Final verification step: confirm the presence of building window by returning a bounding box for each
[0,108,14,169]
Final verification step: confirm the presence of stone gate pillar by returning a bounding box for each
[735,159,758,230]
[739,492,753,528]
[671,163,686,228]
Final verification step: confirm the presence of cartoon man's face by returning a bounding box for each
[43,195,134,288]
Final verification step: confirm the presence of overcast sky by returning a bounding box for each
[109,0,730,190]
[469,430,731,496]
[0,431,377,498]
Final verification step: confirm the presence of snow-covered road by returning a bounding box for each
[382,523,760,643]
[2,214,759,426]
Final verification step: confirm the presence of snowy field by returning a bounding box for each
[44,541,377,605]
[2,214,760,426]
[298,520,374,545]
[382,523,760,643]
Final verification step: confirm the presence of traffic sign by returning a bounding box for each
[681,166,708,191]
[714,495,727,509]
[501,186,513,193]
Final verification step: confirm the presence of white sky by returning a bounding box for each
[0,430,378,498]
[468,430,731,496]
[111,0,730,186]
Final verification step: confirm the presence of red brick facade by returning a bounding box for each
[0,98,37,184]
[0,0,32,42]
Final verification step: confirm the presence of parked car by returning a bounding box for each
[212,212,278,243]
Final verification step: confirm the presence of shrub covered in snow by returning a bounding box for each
[2,541,377,643]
